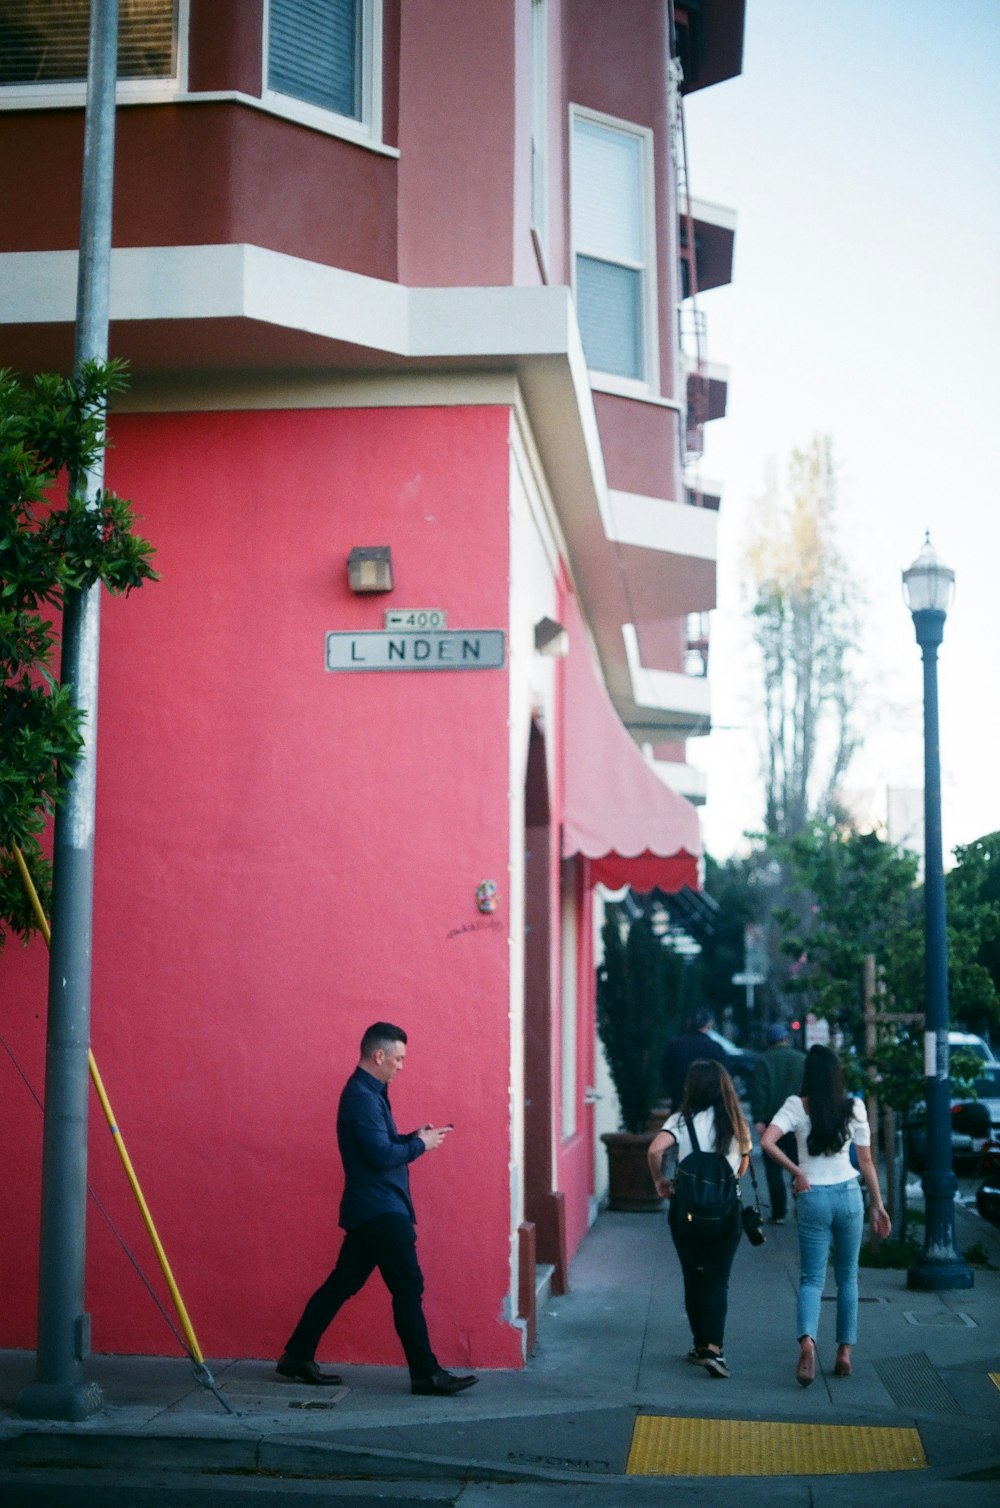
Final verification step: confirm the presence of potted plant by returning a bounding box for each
[597,905,686,1210]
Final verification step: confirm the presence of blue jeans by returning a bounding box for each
[796,1178,864,1346]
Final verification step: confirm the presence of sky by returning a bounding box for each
[682,0,1000,864]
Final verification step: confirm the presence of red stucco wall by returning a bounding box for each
[0,105,398,279]
[0,403,525,1368]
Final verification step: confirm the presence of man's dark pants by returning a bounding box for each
[284,1212,438,1379]
[763,1131,797,1221]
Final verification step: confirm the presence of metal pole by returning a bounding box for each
[907,607,972,1290]
[16,0,120,1422]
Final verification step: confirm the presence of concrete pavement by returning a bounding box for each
[1,1161,998,1504]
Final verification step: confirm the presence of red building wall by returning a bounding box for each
[0,105,399,279]
[0,403,526,1368]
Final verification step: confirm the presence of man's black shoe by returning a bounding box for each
[411,1368,478,1396]
[275,1353,343,1386]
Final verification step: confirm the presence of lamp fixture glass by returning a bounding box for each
[347,546,394,594]
[902,533,955,616]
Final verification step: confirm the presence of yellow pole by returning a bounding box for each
[11,845,205,1366]
[11,845,52,946]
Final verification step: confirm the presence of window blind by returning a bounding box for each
[576,255,643,380]
[0,0,177,85]
[268,0,361,120]
[573,118,642,263]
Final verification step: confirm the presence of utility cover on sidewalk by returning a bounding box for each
[627,1416,926,1476]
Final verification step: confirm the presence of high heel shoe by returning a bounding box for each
[834,1348,852,1378]
[795,1347,815,1387]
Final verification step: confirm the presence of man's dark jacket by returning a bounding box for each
[661,1028,729,1110]
[749,1044,806,1125]
[336,1066,425,1229]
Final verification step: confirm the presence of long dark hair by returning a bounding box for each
[678,1059,750,1156]
[802,1045,854,1156]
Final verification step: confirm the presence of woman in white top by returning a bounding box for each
[761,1044,891,1386]
[647,1059,751,1380]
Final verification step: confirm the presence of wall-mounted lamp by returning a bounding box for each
[534,616,569,657]
[347,546,394,594]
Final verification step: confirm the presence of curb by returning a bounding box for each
[0,1428,617,1487]
[2,1427,1000,1495]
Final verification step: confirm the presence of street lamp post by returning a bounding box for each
[902,535,972,1291]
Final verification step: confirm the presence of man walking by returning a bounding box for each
[276,1022,477,1396]
[661,1007,729,1112]
[750,1022,805,1224]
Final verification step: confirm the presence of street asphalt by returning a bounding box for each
[1,1155,998,1505]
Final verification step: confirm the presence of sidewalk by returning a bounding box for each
[1,1169,998,1504]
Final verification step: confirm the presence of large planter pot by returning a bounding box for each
[601,1131,665,1213]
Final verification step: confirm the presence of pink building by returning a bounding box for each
[0,1,742,1369]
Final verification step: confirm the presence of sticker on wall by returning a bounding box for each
[476,880,499,915]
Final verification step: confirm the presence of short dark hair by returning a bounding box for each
[360,1021,407,1058]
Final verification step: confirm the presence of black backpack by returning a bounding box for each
[670,1113,739,1232]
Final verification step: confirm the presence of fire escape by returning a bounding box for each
[670,55,711,686]
[670,56,710,489]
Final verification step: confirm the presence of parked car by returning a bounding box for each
[905,1032,1000,1171]
[705,1028,758,1092]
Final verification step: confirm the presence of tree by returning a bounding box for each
[945,830,1000,1039]
[769,822,920,1048]
[768,819,1000,1048]
[744,436,861,841]
[0,362,158,949]
[597,908,686,1133]
[694,851,765,1044]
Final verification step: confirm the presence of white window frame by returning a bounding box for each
[262,0,382,150]
[0,0,189,108]
[570,104,659,398]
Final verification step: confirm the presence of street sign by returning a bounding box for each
[732,972,765,986]
[325,629,505,672]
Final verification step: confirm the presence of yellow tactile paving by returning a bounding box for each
[626,1415,926,1476]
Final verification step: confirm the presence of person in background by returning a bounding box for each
[761,1044,891,1387]
[661,1007,729,1112]
[647,1059,751,1380]
[750,1022,805,1224]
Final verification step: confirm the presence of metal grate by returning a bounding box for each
[874,1351,962,1414]
[903,1309,976,1326]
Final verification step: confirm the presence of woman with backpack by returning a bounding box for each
[647,1059,751,1379]
[761,1044,891,1386]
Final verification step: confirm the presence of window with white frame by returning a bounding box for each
[571,110,656,385]
[265,0,379,135]
[0,0,178,90]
